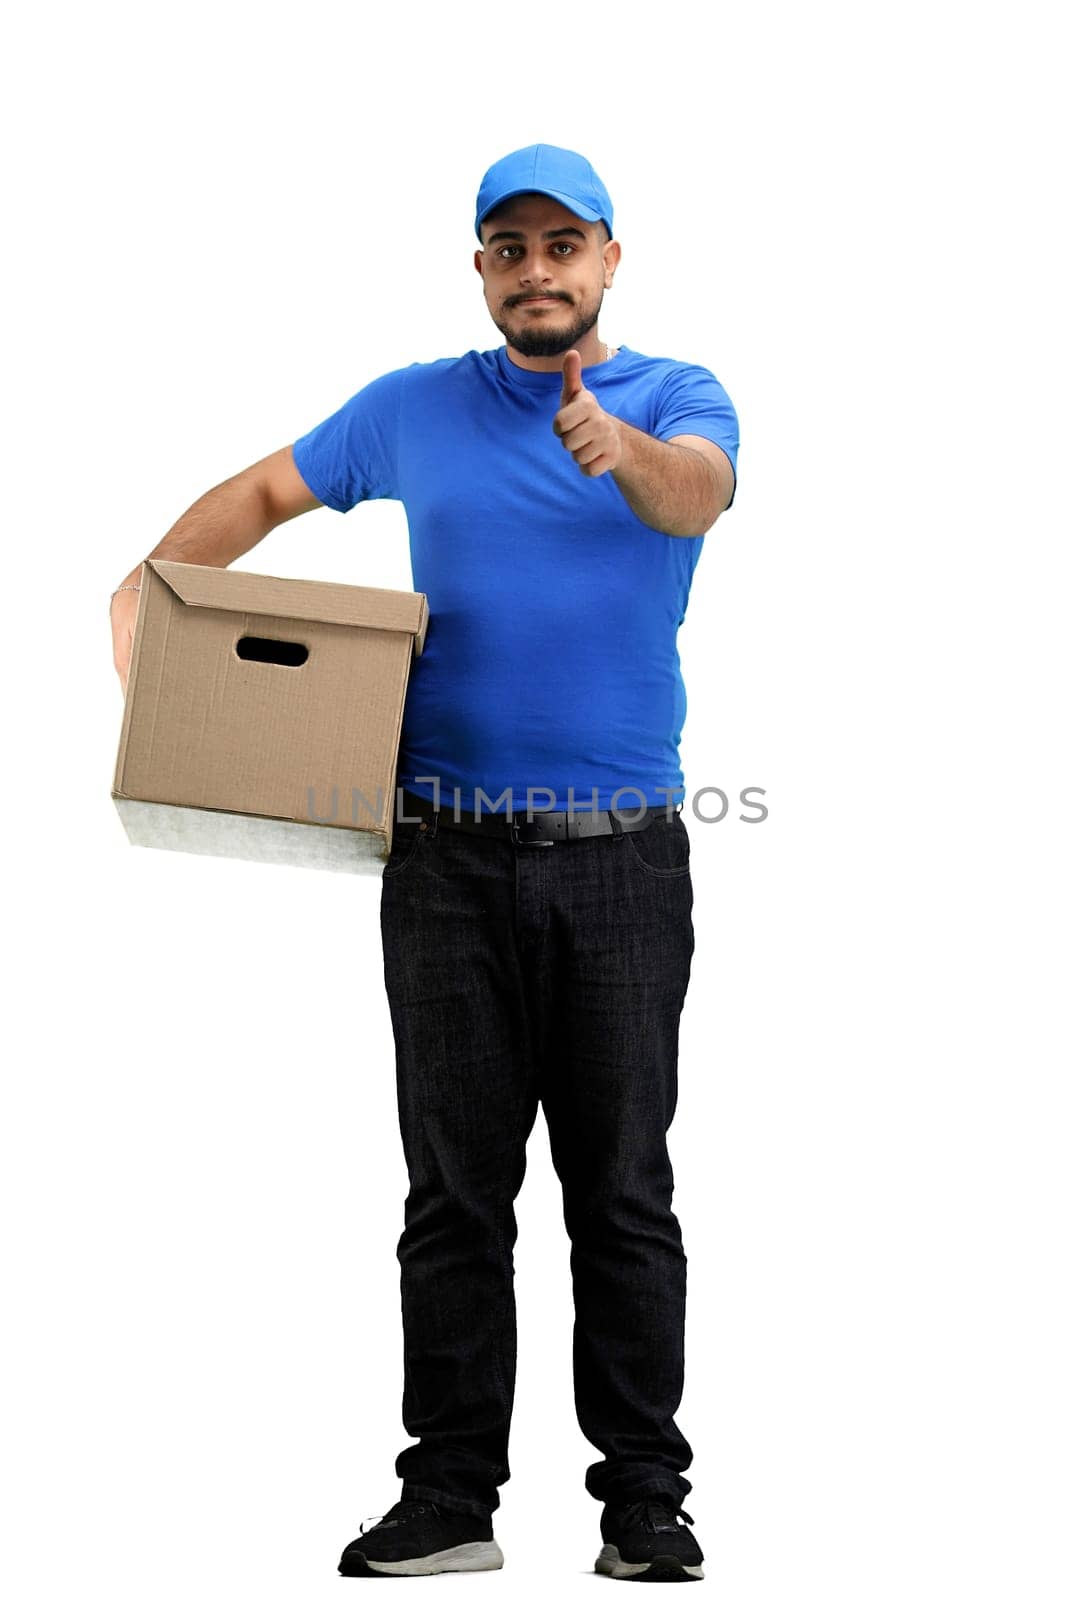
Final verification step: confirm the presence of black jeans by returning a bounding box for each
[378,796,696,1518]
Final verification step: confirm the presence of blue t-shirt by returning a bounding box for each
[291,345,739,813]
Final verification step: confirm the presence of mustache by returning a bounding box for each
[505,292,573,307]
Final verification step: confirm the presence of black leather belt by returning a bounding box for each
[394,788,679,846]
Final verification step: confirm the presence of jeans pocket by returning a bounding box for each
[382,824,425,877]
[622,813,691,878]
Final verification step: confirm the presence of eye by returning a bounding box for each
[553,242,575,255]
[497,245,521,260]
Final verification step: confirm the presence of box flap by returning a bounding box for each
[149,559,429,655]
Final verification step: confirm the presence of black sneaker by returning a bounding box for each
[595,1497,704,1581]
[338,1497,504,1577]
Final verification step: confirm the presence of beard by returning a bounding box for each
[491,290,604,357]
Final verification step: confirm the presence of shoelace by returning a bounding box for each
[359,1499,442,1536]
[618,1498,695,1533]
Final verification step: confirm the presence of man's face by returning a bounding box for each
[474,193,619,357]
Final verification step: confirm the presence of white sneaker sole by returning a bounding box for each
[361,1538,504,1576]
[595,1541,704,1580]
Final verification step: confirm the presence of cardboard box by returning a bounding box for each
[112,559,428,874]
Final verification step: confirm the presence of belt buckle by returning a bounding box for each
[510,813,555,847]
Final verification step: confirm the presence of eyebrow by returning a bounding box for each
[484,226,588,246]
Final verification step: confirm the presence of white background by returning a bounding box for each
[2,2,1063,1596]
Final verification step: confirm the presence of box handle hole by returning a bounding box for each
[235,636,309,667]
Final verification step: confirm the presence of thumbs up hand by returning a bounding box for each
[552,348,623,477]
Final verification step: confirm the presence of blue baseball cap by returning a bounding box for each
[475,144,614,240]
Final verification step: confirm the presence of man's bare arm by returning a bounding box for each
[111,445,322,593]
[553,351,735,538]
[610,428,735,540]
[110,445,322,693]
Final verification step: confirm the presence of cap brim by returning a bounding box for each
[477,186,608,236]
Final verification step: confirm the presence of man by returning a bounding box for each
[110,144,738,1582]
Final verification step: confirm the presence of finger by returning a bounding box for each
[560,349,583,405]
[561,423,600,454]
[553,394,594,435]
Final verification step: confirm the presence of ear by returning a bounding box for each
[473,249,484,280]
[602,238,621,289]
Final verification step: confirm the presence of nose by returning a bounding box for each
[518,247,554,288]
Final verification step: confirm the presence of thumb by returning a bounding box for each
[560,349,583,405]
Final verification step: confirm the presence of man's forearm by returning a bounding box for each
[114,473,276,591]
[610,422,723,539]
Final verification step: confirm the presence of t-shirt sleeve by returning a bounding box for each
[652,362,740,509]
[291,366,409,513]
